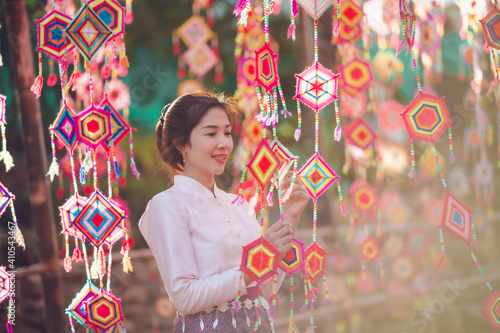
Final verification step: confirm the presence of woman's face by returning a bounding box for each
[182,107,233,187]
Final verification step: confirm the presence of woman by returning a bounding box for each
[139,92,309,332]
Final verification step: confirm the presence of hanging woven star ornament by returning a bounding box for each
[84,289,124,331]
[247,139,280,188]
[390,255,415,282]
[339,58,373,92]
[305,242,327,283]
[173,15,214,49]
[0,266,11,303]
[51,100,78,151]
[359,236,381,263]
[88,0,125,38]
[0,181,13,217]
[377,100,405,136]
[74,103,112,150]
[481,290,500,331]
[294,62,340,112]
[416,18,440,53]
[181,43,219,78]
[240,236,280,284]
[59,194,88,239]
[350,178,377,221]
[397,0,416,55]
[400,91,454,180]
[73,190,125,248]
[480,6,500,51]
[66,280,99,326]
[279,238,305,276]
[98,95,131,151]
[36,10,75,60]
[65,3,113,62]
[344,118,376,150]
[294,61,341,140]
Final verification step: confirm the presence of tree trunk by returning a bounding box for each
[3,0,65,331]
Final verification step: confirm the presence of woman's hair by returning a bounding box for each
[156,91,238,173]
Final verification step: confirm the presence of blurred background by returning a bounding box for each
[0,0,499,332]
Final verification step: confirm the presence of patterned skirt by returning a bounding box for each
[173,287,275,333]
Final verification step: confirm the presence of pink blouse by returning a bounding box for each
[139,175,283,315]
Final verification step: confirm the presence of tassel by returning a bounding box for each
[334,126,342,141]
[121,55,130,69]
[281,109,292,117]
[173,35,181,55]
[79,167,86,184]
[72,248,82,262]
[31,76,43,99]
[450,154,455,163]
[126,9,133,24]
[122,255,133,273]
[131,159,140,179]
[300,303,307,312]
[340,201,346,216]
[15,227,25,250]
[396,40,405,56]
[233,0,248,16]
[57,187,64,199]
[231,194,244,205]
[114,160,121,177]
[82,152,92,172]
[46,159,60,182]
[90,259,99,279]
[238,4,251,26]
[333,23,340,36]
[292,0,299,16]
[66,71,80,91]
[207,7,214,27]
[294,128,301,141]
[0,151,14,172]
[6,323,12,333]
[287,24,296,40]
[267,189,274,206]
[64,257,72,272]
[215,62,224,84]
[47,73,58,87]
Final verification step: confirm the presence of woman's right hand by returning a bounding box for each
[264,220,293,261]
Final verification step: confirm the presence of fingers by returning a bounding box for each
[264,221,293,252]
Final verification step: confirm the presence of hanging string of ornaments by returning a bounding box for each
[32,0,136,331]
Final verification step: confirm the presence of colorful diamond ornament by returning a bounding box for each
[73,190,125,247]
[482,290,500,330]
[66,281,99,325]
[65,4,113,62]
[296,0,333,19]
[441,189,474,247]
[59,195,87,239]
[51,100,77,151]
[344,118,377,150]
[298,152,339,202]
[247,139,280,188]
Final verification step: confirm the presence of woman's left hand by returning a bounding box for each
[280,171,310,219]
